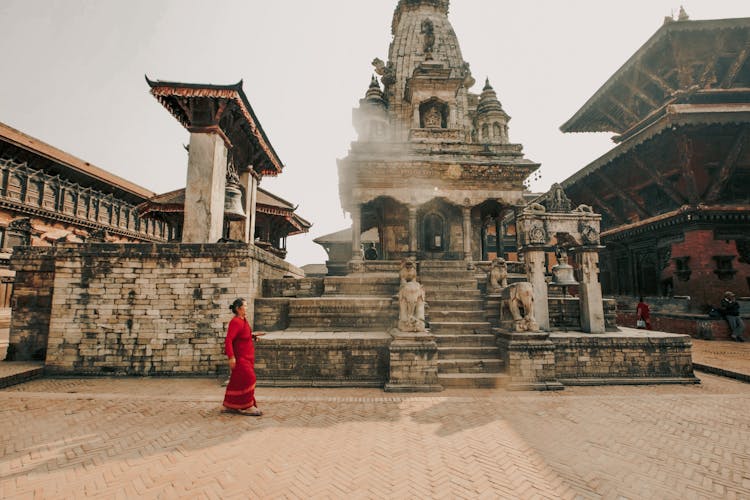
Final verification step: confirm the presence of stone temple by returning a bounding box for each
[338,0,538,268]
[254,0,696,390]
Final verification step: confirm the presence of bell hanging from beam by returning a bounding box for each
[224,182,246,221]
[551,247,578,286]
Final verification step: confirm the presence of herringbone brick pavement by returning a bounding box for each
[1,374,749,499]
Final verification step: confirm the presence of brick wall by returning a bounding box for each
[668,230,750,306]
[8,243,302,374]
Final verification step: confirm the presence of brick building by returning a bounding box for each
[558,14,750,336]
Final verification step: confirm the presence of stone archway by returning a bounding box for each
[417,198,461,260]
[475,199,512,261]
[361,196,409,260]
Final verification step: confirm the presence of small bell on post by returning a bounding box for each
[223,182,246,221]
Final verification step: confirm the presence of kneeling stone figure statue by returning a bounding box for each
[398,259,427,332]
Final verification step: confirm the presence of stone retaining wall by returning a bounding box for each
[551,331,696,383]
[8,243,302,375]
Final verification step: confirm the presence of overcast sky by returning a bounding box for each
[1,1,748,267]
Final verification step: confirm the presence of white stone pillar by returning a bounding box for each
[408,206,418,258]
[462,206,472,262]
[524,249,549,331]
[182,132,228,243]
[578,249,605,333]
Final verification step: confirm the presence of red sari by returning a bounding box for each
[636,301,652,330]
[223,316,257,410]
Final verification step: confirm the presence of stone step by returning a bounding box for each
[420,271,476,280]
[437,345,500,359]
[425,290,482,300]
[438,358,504,374]
[428,299,486,310]
[420,279,478,290]
[427,310,487,322]
[323,276,399,297]
[287,297,397,330]
[429,321,491,334]
[419,260,472,270]
[433,333,497,347]
[438,373,509,389]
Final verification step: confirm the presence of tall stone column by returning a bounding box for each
[577,248,605,333]
[524,248,549,331]
[462,206,472,263]
[408,206,418,258]
[495,217,503,258]
[182,132,228,243]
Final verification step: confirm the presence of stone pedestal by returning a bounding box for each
[524,248,549,331]
[496,331,563,391]
[577,249,605,333]
[385,332,442,392]
[183,132,228,243]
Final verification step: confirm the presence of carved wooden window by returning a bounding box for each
[423,213,445,251]
[7,174,22,200]
[712,255,737,281]
[63,191,75,215]
[78,195,89,219]
[26,180,43,206]
[43,186,58,211]
[673,256,691,281]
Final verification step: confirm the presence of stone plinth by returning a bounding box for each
[551,329,698,385]
[495,330,563,391]
[385,331,442,392]
[255,331,391,387]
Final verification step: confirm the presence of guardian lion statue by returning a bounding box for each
[487,258,509,293]
[397,259,427,332]
[500,282,539,332]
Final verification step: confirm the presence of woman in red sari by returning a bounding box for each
[223,298,264,416]
[636,297,652,330]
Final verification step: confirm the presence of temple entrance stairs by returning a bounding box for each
[419,261,506,389]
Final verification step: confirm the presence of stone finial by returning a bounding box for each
[483,78,493,91]
[369,75,380,89]
[678,6,689,21]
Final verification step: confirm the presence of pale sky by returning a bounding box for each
[1,1,748,267]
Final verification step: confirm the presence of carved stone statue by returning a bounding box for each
[487,257,508,293]
[501,282,538,332]
[398,259,426,332]
[423,105,442,128]
[547,183,572,213]
[421,19,435,60]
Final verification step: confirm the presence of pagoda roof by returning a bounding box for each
[561,17,750,135]
[137,185,311,235]
[0,121,155,204]
[146,77,284,176]
[313,227,379,244]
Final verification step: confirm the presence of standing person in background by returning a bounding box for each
[720,291,745,342]
[636,297,652,330]
[223,298,265,415]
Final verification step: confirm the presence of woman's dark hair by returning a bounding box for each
[229,298,246,314]
[639,296,644,302]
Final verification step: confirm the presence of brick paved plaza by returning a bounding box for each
[2,372,750,499]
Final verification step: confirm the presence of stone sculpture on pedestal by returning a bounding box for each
[487,257,509,293]
[501,282,539,332]
[398,259,426,332]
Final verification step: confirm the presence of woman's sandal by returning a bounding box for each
[237,407,262,416]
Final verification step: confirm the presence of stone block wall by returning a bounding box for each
[255,332,391,386]
[552,332,696,383]
[6,249,56,360]
[8,243,302,374]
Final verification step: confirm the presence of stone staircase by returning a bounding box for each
[419,261,506,388]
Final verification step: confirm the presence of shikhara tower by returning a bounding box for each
[338,0,539,268]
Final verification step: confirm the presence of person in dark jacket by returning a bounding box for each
[720,291,745,342]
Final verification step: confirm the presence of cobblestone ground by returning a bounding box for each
[2,374,750,499]
[692,339,750,379]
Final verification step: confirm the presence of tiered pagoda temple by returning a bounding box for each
[558,14,750,335]
[338,0,539,268]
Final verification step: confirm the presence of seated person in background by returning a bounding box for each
[720,291,745,342]
[364,243,378,261]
